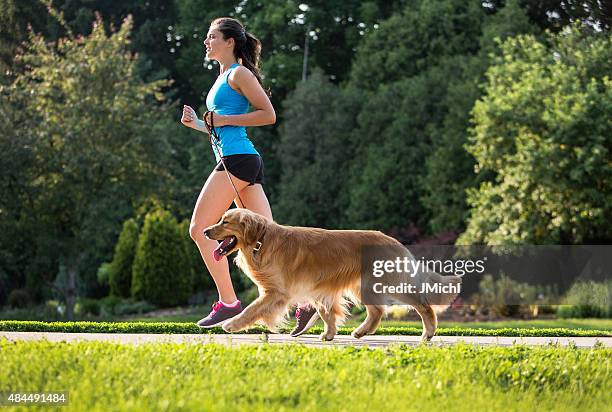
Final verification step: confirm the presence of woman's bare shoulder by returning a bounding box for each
[230,65,256,83]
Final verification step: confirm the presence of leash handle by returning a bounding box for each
[204,110,246,209]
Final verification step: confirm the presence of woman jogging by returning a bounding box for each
[181,17,318,337]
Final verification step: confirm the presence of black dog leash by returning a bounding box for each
[203,110,246,209]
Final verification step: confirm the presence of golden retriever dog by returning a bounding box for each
[204,208,461,341]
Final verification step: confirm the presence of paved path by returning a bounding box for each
[1,332,609,348]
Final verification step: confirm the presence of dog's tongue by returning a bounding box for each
[213,247,223,262]
[212,237,233,262]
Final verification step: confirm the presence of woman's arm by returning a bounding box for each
[181,105,210,134]
[212,67,276,127]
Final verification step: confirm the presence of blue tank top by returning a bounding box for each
[206,63,259,161]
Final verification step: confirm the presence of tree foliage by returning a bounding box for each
[349,0,486,91]
[421,0,539,233]
[0,12,173,316]
[275,69,362,228]
[344,0,489,230]
[346,65,452,230]
[458,23,611,244]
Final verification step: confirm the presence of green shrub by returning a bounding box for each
[473,274,538,317]
[7,289,30,309]
[114,299,156,316]
[97,296,155,316]
[76,298,101,316]
[557,280,611,318]
[0,302,64,321]
[0,269,8,307]
[459,24,612,244]
[178,219,214,294]
[108,218,140,298]
[96,262,112,287]
[131,209,192,307]
[99,295,122,317]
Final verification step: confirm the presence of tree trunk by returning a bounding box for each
[64,253,83,321]
[65,265,77,321]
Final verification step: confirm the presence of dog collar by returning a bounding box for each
[253,229,266,255]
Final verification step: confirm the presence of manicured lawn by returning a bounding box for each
[0,340,609,412]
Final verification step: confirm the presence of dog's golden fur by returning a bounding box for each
[205,208,460,341]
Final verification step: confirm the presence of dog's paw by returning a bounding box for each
[420,332,434,342]
[351,328,366,339]
[222,318,243,333]
[320,332,335,341]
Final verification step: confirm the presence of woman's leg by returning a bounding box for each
[190,170,251,303]
[235,183,272,220]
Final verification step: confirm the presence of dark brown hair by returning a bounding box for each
[211,17,264,88]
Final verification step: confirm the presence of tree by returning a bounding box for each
[345,65,452,230]
[349,0,486,92]
[421,0,539,233]
[0,0,180,89]
[0,11,173,318]
[458,23,611,244]
[213,0,406,107]
[344,0,544,234]
[345,0,490,231]
[492,0,611,32]
[275,69,362,228]
[131,208,192,306]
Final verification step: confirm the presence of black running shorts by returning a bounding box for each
[214,154,265,186]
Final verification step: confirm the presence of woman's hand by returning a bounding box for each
[181,105,198,128]
[204,112,228,127]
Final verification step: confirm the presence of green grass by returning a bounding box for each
[1,320,611,337]
[0,339,609,411]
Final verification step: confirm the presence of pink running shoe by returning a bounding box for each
[196,301,243,328]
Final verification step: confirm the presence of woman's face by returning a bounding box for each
[204,27,232,60]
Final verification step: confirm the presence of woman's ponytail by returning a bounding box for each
[239,32,263,87]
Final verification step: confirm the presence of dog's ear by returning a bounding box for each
[240,211,266,246]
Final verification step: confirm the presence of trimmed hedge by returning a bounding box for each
[0,321,610,337]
